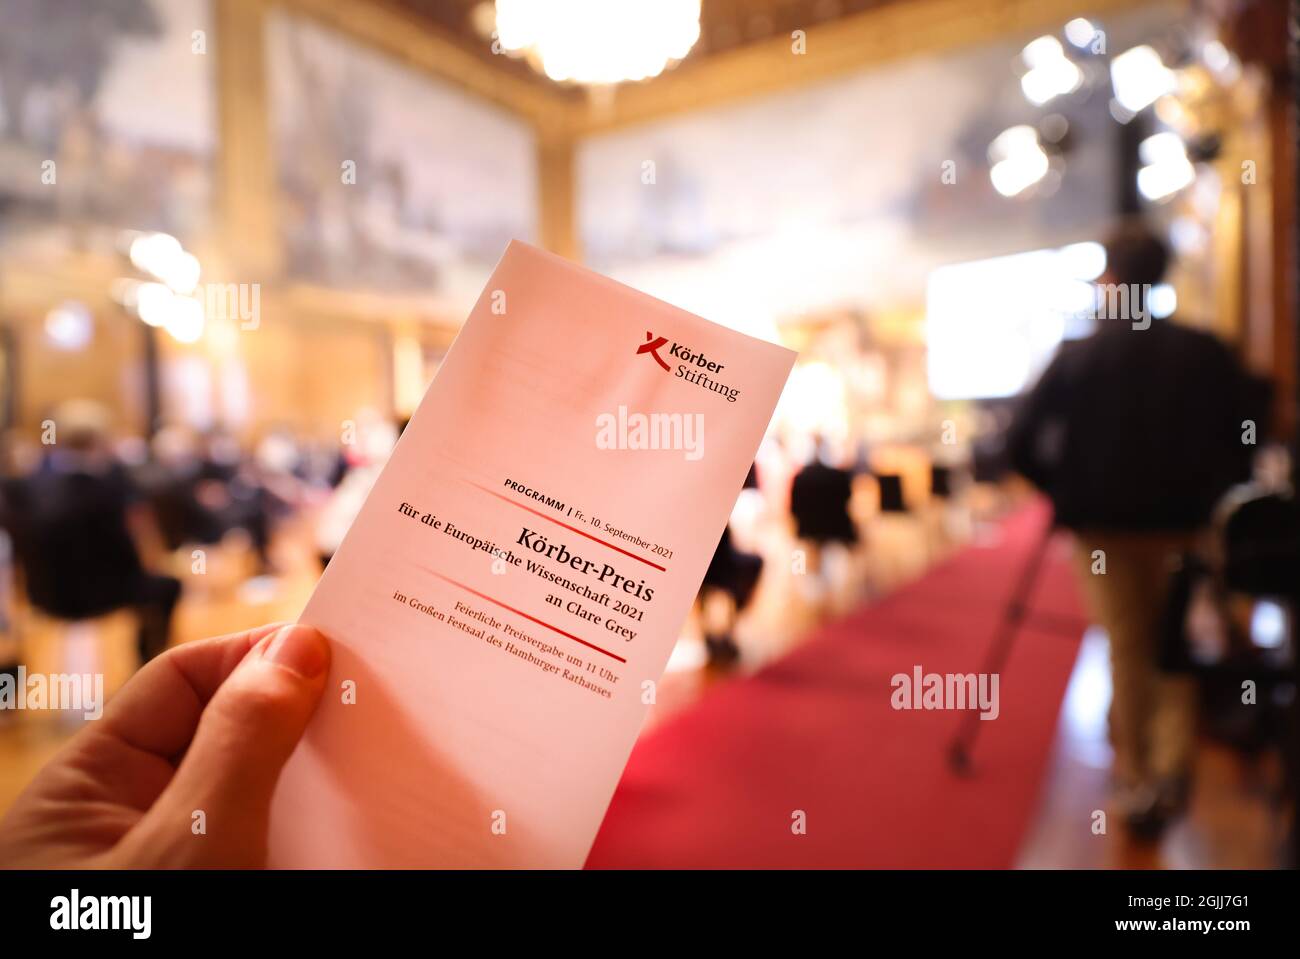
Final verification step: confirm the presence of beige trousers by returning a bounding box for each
[1072,531,1199,789]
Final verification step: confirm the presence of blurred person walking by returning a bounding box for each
[1007,222,1268,838]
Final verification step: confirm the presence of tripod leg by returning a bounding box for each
[948,519,1057,775]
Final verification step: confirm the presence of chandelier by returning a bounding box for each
[492,0,701,86]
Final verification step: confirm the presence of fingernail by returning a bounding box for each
[263,625,329,679]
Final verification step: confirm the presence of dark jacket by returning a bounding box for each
[790,461,858,544]
[1007,320,1268,532]
[3,463,146,618]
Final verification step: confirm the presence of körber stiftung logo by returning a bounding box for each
[635,331,740,403]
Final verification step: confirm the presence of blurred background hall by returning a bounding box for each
[0,0,1295,868]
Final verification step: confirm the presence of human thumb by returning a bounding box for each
[121,624,330,867]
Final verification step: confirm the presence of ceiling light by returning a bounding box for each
[164,296,206,344]
[989,126,1051,197]
[494,0,701,85]
[1064,18,1098,48]
[135,282,176,327]
[45,302,93,350]
[1137,132,1195,202]
[1110,45,1175,113]
[1019,36,1083,105]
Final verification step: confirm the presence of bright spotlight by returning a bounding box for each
[127,231,201,294]
[1059,241,1107,280]
[1064,18,1097,48]
[1137,159,1195,201]
[1110,45,1175,112]
[1137,132,1195,201]
[45,302,93,350]
[988,126,1050,197]
[1148,283,1177,318]
[164,296,206,344]
[135,282,176,327]
[1019,35,1083,105]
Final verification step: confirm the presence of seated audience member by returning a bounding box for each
[138,427,277,576]
[0,529,17,704]
[1006,221,1270,839]
[698,523,763,667]
[3,401,181,664]
[789,437,858,600]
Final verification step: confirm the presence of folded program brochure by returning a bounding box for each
[269,240,796,867]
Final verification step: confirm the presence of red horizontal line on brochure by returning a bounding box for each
[466,481,667,573]
[417,564,628,664]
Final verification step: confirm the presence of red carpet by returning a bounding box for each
[586,501,1088,868]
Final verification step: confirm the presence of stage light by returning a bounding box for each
[1023,36,1065,69]
[1137,132,1195,201]
[926,246,1089,400]
[1200,39,1240,82]
[1137,160,1195,201]
[1110,45,1175,112]
[126,231,202,294]
[1139,131,1186,165]
[988,126,1050,197]
[164,296,206,344]
[45,301,93,350]
[1019,36,1083,105]
[135,282,176,327]
[128,231,180,276]
[1059,241,1107,280]
[780,362,847,437]
[162,251,201,295]
[1059,278,1097,318]
[1202,40,1231,72]
[1148,283,1177,318]
[1170,217,1205,254]
[494,0,700,85]
[1064,18,1097,48]
[1250,600,1288,649]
